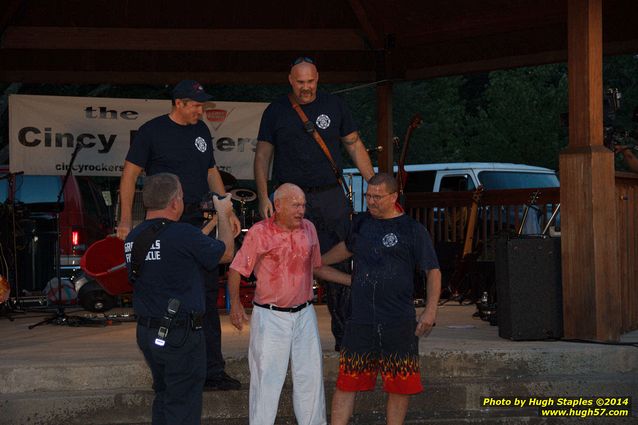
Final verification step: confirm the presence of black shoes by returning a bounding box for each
[204,371,241,391]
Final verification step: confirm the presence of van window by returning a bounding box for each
[0,175,62,205]
[477,171,559,190]
[404,171,436,192]
[439,175,476,192]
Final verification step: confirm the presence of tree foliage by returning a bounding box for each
[463,65,569,169]
[2,55,638,174]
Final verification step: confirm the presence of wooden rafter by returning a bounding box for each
[0,0,24,37]
[1,27,367,51]
[397,7,565,47]
[348,0,384,49]
[0,69,377,85]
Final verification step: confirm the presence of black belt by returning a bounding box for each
[253,300,312,313]
[299,182,339,193]
[137,314,203,330]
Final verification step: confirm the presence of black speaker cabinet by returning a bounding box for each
[496,236,563,340]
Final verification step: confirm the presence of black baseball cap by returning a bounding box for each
[171,80,212,102]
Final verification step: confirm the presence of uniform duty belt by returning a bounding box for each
[137,314,203,329]
[253,300,312,313]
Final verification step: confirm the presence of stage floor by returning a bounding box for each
[2,303,637,424]
[1,303,636,368]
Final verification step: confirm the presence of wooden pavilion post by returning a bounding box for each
[560,0,621,341]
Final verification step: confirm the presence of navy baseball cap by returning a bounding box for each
[171,80,212,102]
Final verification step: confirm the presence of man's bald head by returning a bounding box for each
[273,183,306,230]
[289,62,319,105]
[273,183,304,203]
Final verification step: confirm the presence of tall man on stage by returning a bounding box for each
[323,173,441,425]
[254,57,374,350]
[118,80,242,390]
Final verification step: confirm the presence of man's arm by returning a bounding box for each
[212,195,235,264]
[227,268,250,330]
[321,241,352,266]
[314,265,351,286]
[254,141,275,218]
[201,214,218,236]
[341,131,374,182]
[415,268,441,337]
[207,167,242,236]
[206,166,226,193]
[117,161,144,240]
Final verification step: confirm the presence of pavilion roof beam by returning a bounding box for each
[348,0,385,50]
[0,0,24,37]
[0,69,377,85]
[1,27,367,51]
[397,7,565,47]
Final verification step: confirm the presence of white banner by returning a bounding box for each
[9,94,267,179]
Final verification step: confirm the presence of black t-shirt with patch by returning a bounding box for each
[124,219,225,318]
[126,115,216,204]
[257,91,357,188]
[346,212,440,325]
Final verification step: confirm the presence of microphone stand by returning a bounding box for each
[29,142,84,329]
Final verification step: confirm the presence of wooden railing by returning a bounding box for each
[615,172,638,333]
[405,181,638,334]
[405,187,560,260]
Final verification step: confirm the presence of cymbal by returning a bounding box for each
[230,188,257,203]
[219,170,237,189]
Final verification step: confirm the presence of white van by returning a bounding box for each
[343,162,559,213]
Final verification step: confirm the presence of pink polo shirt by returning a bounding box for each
[230,216,321,307]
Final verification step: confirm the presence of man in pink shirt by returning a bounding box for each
[227,183,349,425]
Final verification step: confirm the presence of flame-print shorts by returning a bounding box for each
[336,320,423,394]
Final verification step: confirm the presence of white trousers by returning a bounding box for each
[248,304,326,425]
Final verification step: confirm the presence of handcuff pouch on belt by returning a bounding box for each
[190,312,203,330]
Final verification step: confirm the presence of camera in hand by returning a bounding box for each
[199,192,227,213]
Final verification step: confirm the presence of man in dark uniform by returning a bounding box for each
[118,80,241,390]
[322,173,441,425]
[125,173,235,425]
[254,57,374,350]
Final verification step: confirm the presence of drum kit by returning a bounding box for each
[219,170,259,237]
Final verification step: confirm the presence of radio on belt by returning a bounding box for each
[155,298,180,347]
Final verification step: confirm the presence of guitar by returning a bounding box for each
[396,113,423,207]
[517,190,541,235]
[0,275,9,303]
[439,185,484,305]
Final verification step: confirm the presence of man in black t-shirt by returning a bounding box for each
[254,57,375,350]
[118,80,241,390]
[322,173,441,425]
[125,173,234,425]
